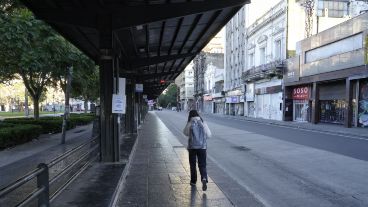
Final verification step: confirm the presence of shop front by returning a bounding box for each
[213,98,225,114]
[292,86,311,122]
[203,95,213,114]
[255,83,283,120]
[319,81,346,125]
[358,79,368,128]
[225,96,240,116]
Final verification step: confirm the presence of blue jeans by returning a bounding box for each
[188,149,207,183]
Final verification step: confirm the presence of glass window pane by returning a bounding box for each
[318,1,324,9]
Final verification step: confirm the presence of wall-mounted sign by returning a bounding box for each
[284,56,300,83]
[226,96,239,103]
[112,94,126,114]
[227,90,242,96]
[292,86,309,100]
[135,84,143,93]
[143,94,147,99]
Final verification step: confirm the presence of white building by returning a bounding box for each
[224,6,246,116]
[176,62,195,111]
[242,0,368,121]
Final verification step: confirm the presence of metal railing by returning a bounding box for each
[0,135,99,207]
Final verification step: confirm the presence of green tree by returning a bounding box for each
[158,84,177,108]
[71,65,100,113]
[0,9,67,118]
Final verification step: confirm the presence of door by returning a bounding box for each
[294,100,309,122]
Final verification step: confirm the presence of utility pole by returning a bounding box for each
[61,66,73,144]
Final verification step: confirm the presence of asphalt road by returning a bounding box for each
[155,110,368,207]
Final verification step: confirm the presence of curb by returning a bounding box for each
[203,113,368,139]
[109,126,144,207]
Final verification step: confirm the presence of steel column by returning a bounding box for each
[311,82,320,124]
[345,78,353,128]
[98,15,119,162]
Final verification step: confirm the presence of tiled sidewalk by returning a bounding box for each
[116,113,233,207]
[204,113,368,139]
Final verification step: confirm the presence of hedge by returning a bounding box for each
[3,119,74,134]
[3,114,95,134]
[0,114,96,149]
[0,124,42,149]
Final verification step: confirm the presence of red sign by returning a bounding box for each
[292,86,309,100]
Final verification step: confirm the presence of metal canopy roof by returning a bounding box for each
[22,0,249,98]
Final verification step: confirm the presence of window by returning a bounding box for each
[317,0,349,18]
[259,47,266,64]
[274,39,282,60]
[249,53,254,67]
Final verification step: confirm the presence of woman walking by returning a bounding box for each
[183,110,212,191]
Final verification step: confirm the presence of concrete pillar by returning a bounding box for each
[345,78,353,128]
[98,15,119,162]
[311,82,319,124]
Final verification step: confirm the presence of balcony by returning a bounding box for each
[242,60,284,83]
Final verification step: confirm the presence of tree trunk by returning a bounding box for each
[61,67,72,144]
[84,100,88,113]
[25,89,29,117]
[33,98,39,119]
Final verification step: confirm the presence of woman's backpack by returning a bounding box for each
[189,120,206,149]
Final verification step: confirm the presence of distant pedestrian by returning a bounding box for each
[183,110,212,191]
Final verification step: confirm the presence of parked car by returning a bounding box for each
[158,106,163,111]
[171,107,177,111]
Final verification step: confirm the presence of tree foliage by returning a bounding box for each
[158,84,178,108]
[71,66,100,103]
[0,8,98,118]
[0,9,59,118]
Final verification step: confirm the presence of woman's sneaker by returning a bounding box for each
[202,179,207,191]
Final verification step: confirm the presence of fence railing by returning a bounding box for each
[0,135,99,207]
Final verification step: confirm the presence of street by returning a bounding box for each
[155,110,368,207]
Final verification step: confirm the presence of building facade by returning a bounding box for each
[284,12,368,128]
[224,6,246,116]
[193,52,224,113]
[241,0,367,121]
[175,62,195,111]
[243,1,286,120]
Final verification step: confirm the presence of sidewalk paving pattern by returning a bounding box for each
[116,113,233,207]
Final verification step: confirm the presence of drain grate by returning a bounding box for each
[232,146,251,151]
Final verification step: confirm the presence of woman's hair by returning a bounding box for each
[187,110,203,122]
